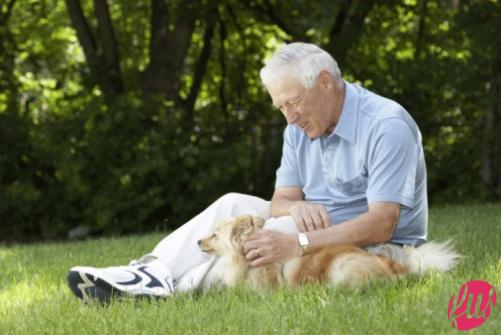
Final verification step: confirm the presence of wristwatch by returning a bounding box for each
[297,233,310,255]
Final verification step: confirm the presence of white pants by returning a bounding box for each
[148,193,299,292]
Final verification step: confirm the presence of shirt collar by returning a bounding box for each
[325,80,359,143]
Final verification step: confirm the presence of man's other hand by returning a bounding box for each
[289,202,331,232]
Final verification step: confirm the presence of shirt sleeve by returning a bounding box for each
[275,125,302,188]
[366,118,418,208]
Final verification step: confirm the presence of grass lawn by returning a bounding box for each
[1,204,500,334]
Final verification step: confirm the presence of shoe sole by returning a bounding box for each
[67,270,161,303]
[67,270,125,303]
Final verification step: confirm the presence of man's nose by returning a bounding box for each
[285,110,300,124]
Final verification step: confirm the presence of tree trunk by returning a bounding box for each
[0,0,16,25]
[65,0,98,68]
[414,0,428,60]
[218,18,228,124]
[482,52,501,199]
[184,8,216,123]
[0,0,18,111]
[93,0,124,96]
[326,0,379,69]
[65,0,124,102]
[141,0,199,101]
[242,0,306,42]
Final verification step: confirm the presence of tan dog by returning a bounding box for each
[198,215,460,290]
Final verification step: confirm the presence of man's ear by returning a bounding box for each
[317,70,334,89]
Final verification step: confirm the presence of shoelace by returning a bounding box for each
[128,259,142,266]
[128,255,158,266]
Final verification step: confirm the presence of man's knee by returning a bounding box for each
[264,216,299,234]
[216,192,251,205]
[215,192,268,209]
[212,192,270,219]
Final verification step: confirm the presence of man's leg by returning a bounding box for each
[150,193,270,280]
[67,193,270,301]
[175,215,299,292]
[262,216,300,234]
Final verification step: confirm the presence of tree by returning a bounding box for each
[457,0,501,199]
[1,0,499,242]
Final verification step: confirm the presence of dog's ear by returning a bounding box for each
[231,215,255,238]
[252,216,265,229]
[231,215,264,248]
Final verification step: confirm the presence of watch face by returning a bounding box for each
[298,233,309,246]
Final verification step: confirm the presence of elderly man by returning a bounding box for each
[67,42,427,301]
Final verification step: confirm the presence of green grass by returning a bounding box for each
[1,204,500,334]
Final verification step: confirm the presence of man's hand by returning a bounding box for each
[243,230,302,267]
[289,202,331,232]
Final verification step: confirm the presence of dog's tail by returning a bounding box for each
[403,240,461,275]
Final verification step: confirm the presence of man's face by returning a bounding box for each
[266,74,334,139]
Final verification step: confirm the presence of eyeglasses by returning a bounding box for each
[277,96,304,114]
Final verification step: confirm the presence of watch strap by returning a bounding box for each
[297,232,310,255]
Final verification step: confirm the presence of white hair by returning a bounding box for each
[260,42,341,89]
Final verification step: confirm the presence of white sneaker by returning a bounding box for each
[67,259,174,302]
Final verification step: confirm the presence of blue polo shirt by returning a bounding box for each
[275,80,427,246]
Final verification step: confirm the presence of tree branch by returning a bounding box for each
[147,0,169,69]
[0,0,16,24]
[482,51,501,199]
[226,4,244,33]
[326,0,378,68]
[142,0,199,100]
[328,0,351,40]
[414,0,428,60]
[93,0,124,95]
[226,4,248,100]
[262,0,304,41]
[184,9,217,120]
[242,0,304,41]
[65,0,98,68]
[218,18,228,123]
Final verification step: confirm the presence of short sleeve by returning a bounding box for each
[366,119,418,208]
[275,125,302,188]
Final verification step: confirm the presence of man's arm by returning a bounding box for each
[244,201,400,267]
[305,202,400,249]
[270,186,303,217]
[271,186,331,231]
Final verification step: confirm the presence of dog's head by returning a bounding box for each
[198,215,265,257]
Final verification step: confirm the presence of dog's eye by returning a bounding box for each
[211,233,218,239]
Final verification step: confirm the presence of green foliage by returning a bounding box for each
[0,0,500,241]
[0,90,278,241]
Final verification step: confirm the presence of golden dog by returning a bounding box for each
[198,215,460,290]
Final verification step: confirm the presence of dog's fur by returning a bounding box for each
[198,215,460,290]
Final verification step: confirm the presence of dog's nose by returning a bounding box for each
[197,240,201,246]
